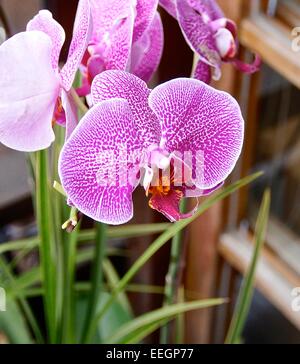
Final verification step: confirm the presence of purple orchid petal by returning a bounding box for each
[88,55,106,80]
[61,90,78,140]
[149,189,199,222]
[149,189,183,222]
[59,99,146,225]
[193,59,212,83]
[189,0,224,21]
[230,53,262,74]
[0,31,60,151]
[130,12,164,83]
[92,70,161,147]
[148,78,244,190]
[184,182,224,197]
[76,76,91,97]
[159,0,177,18]
[27,10,65,73]
[175,0,221,76]
[60,0,92,91]
[104,8,135,71]
[133,0,158,42]
[90,0,133,42]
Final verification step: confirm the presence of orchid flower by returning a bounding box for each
[77,0,164,97]
[59,70,244,224]
[0,1,91,151]
[159,0,261,84]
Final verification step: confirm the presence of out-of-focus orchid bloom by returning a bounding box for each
[59,70,244,224]
[159,0,261,83]
[77,0,163,97]
[0,1,91,151]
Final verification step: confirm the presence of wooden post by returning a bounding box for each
[183,0,247,344]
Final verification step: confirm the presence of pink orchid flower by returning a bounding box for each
[59,70,244,224]
[159,0,261,83]
[77,0,164,97]
[0,1,91,151]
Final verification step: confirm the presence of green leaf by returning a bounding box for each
[161,199,187,344]
[0,223,171,254]
[103,259,133,315]
[36,150,57,343]
[76,292,132,344]
[225,189,271,344]
[81,223,107,344]
[79,223,172,242]
[0,299,32,344]
[61,222,80,343]
[90,172,262,338]
[106,298,226,344]
[0,257,43,343]
[0,238,39,255]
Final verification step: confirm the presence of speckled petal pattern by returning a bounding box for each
[104,7,134,71]
[193,59,212,83]
[90,0,133,42]
[148,78,244,189]
[133,0,158,42]
[130,12,164,83]
[59,99,146,224]
[159,0,177,18]
[60,0,92,91]
[27,10,65,72]
[61,90,78,140]
[175,0,221,71]
[188,0,224,21]
[92,70,161,147]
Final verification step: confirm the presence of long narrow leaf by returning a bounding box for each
[106,299,226,344]
[81,223,107,343]
[90,172,262,338]
[225,189,271,344]
[36,150,57,343]
[0,223,171,254]
[161,199,187,343]
[103,259,133,315]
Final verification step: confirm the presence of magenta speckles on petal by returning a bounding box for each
[59,99,146,224]
[91,70,161,147]
[60,0,92,91]
[60,72,244,224]
[90,0,133,42]
[27,10,65,73]
[175,0,221,71]
[193,59,212,84]
[148,78,244,189]
[61,90,78,140]
[130,12,164,83]
[159,0,177,18]
[133,0,158,42]
[188,0,224,21]
[104,8,135,71]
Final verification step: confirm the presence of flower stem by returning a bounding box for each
[61,222,79,343]
[81,223,107,343]
[36,150,57,343]
[70,88,88,115]
[160,199,188,344]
